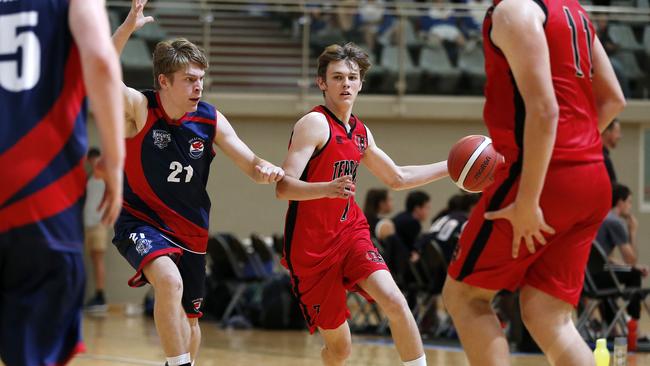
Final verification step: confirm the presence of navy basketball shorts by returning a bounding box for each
[0,235,85,366]
[113,225,206,318]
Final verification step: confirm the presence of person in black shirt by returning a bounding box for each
[602,118,621,183]
[392,191,432,258]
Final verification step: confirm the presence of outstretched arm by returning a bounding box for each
[275,113,355,201]
[69,0,125,225]
[214,111,284,184]
[112,0,154,136]
[362,127,448,191]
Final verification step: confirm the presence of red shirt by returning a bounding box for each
[282,105,371,276]
[483,0,601,164]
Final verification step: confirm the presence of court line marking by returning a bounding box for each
[76,353,160,365]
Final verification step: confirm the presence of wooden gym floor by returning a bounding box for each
[48,312,650,366]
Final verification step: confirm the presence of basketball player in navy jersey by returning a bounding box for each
[0,0,124,365]
[276,43,448,366]
[443,0,626,365]
[111,2,283,365]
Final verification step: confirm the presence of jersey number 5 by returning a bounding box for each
[563,7,593,78]
[0,11,40,92]
[167,161,194,183]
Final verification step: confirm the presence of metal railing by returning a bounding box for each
[107,0,650,102]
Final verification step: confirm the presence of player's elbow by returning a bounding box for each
[529,101,559,133]
[275,181,289,200]
[82,48,121,82]
[609,94,627,115]
[387,174,406,191]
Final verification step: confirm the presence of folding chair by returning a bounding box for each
[576,241,637,341]
[250,233,279,275]
[206,235,249,325]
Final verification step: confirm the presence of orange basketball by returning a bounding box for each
[448,135,502,192]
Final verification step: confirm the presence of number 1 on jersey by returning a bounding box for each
[340,198,350,222]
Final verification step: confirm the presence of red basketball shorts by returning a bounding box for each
[448,160,611,306]
[286,233,388,334]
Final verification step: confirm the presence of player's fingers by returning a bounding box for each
[484,209,505,221]
[512,236,521,258]
[274,169,285,182]
[524,234,536,254]
[144,16,155,24]
[541,221,556,235]
[533,231,547,246]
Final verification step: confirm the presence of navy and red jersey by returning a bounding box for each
[0,0,88,251]
[283,105,371,276]
[115,91,216,253]
[483,0,601,164]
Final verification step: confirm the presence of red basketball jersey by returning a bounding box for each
[283,105,370,276]
[483,0,601,164]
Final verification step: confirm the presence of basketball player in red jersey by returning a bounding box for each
[276,43,448,366]
[443,0,626,365]
[111,2,283,366]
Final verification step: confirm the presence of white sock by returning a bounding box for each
[166,353,191,366]
[403,354,426,366]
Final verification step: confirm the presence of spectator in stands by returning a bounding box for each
[363,188,396,241]
[595,16,631,97]
[419,192,480,263]
[418,0,466,65]
[595,183,649,340]
[393,191,432,262]
[357,0,387,52]
[602,118,622,183]
[454,0,489,39]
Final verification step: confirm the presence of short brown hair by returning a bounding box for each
[152,38,208,90]
[317,42,371,81]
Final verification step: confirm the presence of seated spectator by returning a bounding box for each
[454,0,489,39]
[418,0,466,64]
[393,191,432,260]
[418,192,480,263]
[363,188,395,241]
[392,191,431,307]
[595,16,631,97]
[594,183,649,340]
[357,0,386,52]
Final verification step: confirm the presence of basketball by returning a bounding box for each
[448,135,502,192]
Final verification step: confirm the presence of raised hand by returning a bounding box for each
[125,0,154,32]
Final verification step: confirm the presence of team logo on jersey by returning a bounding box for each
[192,298,203,312]
[130,233,153,256]
[336,136,344,144]
[152,130,171,150]
[188,137,205,159]
[355,134,367,153]
[366,250,385,263]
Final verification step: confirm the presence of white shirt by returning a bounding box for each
[83,176,105,227]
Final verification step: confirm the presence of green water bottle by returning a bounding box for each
[594,338,610,366]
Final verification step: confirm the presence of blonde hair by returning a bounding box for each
[152,38,208,89]
[317,42,371,81]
